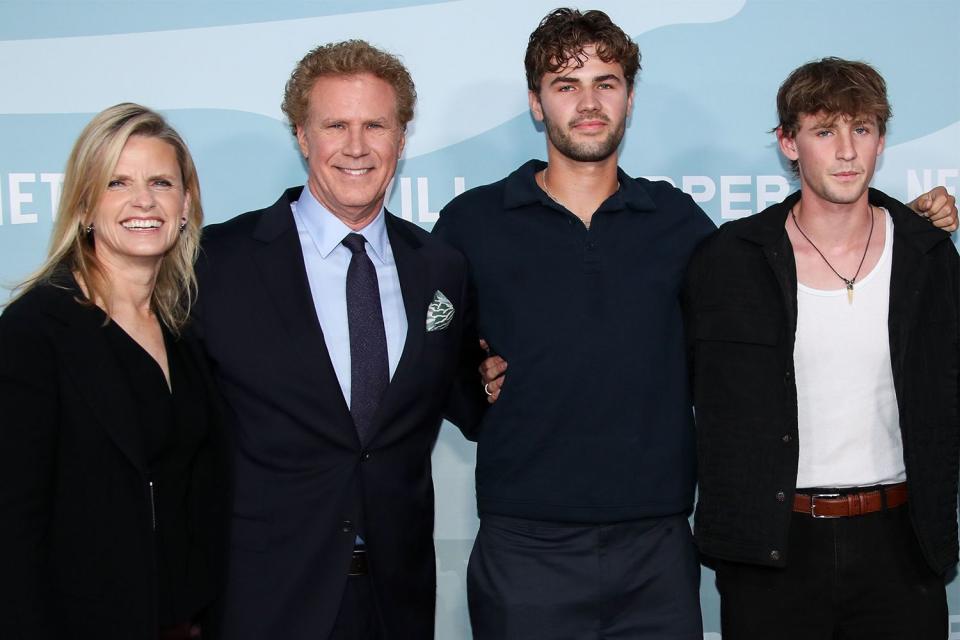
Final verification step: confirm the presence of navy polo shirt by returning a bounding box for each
[434,159,716,523]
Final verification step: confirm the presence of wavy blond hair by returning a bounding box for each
[11,103,203,333]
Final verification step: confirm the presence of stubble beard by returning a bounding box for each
[543,114,626,163]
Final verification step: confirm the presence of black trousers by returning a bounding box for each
[467,513,702,640]
[329,574,382,640]
[713,504,947,640]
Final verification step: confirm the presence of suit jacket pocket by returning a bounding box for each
[692,310,785,421]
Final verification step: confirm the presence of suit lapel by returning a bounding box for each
[366,213,428,443]
[57,298,148,476]
[251,189,355,440]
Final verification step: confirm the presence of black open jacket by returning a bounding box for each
[684,188,960,573]
[0,277,229,639]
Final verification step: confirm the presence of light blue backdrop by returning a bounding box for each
[1,1,958,637]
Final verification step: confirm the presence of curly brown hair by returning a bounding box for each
[776,57,891,174]
[281,39,417,134]
[525,8,641,94]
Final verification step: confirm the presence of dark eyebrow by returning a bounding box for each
[550,75,582,86]
[549,74,622,87]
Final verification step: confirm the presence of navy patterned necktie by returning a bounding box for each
[342,233,389,445]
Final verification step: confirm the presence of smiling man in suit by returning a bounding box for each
[193,40,482,640]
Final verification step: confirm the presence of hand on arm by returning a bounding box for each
[908,186,958,231]
[478,339,508,404]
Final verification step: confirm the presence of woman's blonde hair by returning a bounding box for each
[13,103,203,333]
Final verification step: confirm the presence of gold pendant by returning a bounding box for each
[847,283,854,305]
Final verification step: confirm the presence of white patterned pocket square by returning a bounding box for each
[426,290,455,332]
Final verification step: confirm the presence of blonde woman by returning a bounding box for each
[0,104,227,640]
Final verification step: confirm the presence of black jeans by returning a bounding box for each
[468,513,702,640]
[713,504,947,639]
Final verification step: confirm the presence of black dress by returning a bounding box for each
[104,320,213,627]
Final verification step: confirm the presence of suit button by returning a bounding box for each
[361,451,371,461]
[782,434,792,444]
[770,549,781,561]
[342,520,354,533]
[776,491,786,502]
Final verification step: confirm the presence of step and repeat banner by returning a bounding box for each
[1,1,958,637]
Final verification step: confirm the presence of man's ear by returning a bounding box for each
[777,127,799,162]
[528,90,544,123]
[295,123,309,158]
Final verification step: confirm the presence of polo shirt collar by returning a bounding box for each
[294,184,388,262]
[502,158,658,213]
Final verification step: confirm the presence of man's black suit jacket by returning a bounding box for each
[195,187,483,639]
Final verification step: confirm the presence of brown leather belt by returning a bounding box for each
[793,482,907,518]
[348,548,369,576]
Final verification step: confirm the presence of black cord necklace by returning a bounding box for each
[790,205,875,305]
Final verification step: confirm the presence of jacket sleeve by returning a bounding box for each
[0,307,59,639]
[441,258,487,441]
[433,210,488,440]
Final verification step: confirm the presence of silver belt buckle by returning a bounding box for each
[809,492,841,518]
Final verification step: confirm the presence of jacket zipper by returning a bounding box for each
[148,480,157,531]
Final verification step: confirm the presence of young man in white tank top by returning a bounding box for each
[686,58,959,639]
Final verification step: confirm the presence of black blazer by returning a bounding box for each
[195,188,482,640]
[0,277,229,639]
[685,188,960,573]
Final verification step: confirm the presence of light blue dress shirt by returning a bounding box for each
[291,186,408,409]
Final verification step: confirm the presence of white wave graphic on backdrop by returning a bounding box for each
[0,0,744,157]
[874,121,960,199]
